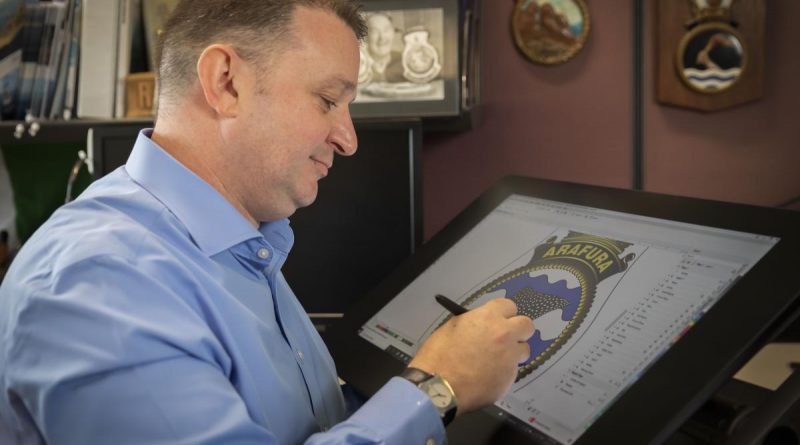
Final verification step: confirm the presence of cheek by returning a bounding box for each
[244,99,330,169]
[289,117,329,148]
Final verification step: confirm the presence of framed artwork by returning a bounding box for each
[676,22,746,94]
[510,0,590,65]
[656,0,764,112]
[351,0,460,119]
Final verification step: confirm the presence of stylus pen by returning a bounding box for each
[435,294,468,316]
[436,294,528,382]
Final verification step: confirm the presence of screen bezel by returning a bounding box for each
[327,176,800,444]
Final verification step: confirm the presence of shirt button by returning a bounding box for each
[425,438,436,445]
[297,350,304,362]
[257,248,270,259]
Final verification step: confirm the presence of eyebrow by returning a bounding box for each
[321,77,357,95]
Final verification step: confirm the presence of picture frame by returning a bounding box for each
[460,0,482,113]
[511,0,591,66]
[351,0,460,119]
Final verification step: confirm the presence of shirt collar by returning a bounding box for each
[125,129,284,257]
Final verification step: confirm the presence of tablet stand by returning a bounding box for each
[726,365,800,445]
[673,366,800,444]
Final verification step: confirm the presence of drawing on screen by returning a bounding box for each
[450,231,636,379]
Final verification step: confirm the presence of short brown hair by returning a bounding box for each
[157,0,366,105]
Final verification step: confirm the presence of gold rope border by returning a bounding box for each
[459,263,594,378]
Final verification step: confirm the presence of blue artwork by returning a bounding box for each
[456,231,635,378]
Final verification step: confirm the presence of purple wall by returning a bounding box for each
[643,1,800,205]
[422,0,800,240]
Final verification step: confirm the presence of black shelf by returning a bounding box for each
[0,119,153,146]
[0,109,477,147]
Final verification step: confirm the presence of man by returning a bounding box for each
[0,1,534,444]
[365,12,405,83]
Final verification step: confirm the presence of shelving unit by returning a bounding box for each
[0,119,154,243]
[0,119,153,146]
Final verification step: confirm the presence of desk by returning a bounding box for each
[735,342,800,391]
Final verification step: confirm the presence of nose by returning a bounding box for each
[329,109,357,156]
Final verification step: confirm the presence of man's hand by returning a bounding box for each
[408,298,535,415]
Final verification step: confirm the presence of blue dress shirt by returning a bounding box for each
[0,130,445,445]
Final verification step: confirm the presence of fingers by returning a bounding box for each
[517,341,531,364]
[484,298,518,318]
[508,315,536,341]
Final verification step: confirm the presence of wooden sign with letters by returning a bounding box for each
[124,72,156,118]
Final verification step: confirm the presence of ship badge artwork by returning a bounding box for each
[677,0,745,94]
[401,27,442,83]
[448,231,635,379]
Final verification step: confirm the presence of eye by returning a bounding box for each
[320,96,338,111]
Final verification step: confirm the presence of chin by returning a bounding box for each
[295,196,317,210]
[294,189,319,210]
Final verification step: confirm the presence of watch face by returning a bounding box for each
[426,382,453,408]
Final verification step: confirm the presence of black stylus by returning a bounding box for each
[435,294,468,316]
[436,294,526,383]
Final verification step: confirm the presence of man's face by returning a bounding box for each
[222,7,360,222]
[366,14,395,58]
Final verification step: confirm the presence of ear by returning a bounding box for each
[196,44,252,117]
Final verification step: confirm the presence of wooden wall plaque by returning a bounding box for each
[656,0,765,112]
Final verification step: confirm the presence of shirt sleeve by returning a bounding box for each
[6,255,277,445]
[5,254,446,445]
[307,377,446,445]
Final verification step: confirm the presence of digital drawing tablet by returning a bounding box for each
[327,176,800,444]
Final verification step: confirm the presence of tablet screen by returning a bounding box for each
[357,194,778,444]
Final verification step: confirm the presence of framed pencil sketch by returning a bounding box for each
[511,0,591,66]
[351,0,460,118]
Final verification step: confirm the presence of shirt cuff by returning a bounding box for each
[347,376,446,445]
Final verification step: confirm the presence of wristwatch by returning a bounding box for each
[400,367,458,426]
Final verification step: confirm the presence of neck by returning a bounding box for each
[373,52,391,68]
[152,104,259,228]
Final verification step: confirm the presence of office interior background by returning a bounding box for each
[0,0,799,442]
[0,0,798,247]
[421,0,798,239]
